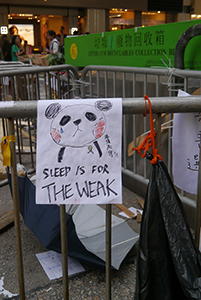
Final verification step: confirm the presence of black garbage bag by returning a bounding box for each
[135,160,201,300]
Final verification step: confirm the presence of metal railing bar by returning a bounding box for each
[81,65,201,79]
[0,65,79,79]
[27,118,35,169]
[15,119,22,164]
[113,72,116,98]
[89,70,92,98]
[143,74,147,179]
[57,71,61,99]
[132,73,137,174]
[156,75,159,97]
[97,71,100,98]
[2,79,4,100]
[8,118,25,300]
[105,71,108,98]
[122,73,126,169]
[19,119,24,153]
[36,73,40,100]
[31,74,35,100]
[44,73,48,100]
[1,97,201,118]
[106,204,111,300]
[67,69,70,99]
[184,77,187,91]
[60,204,69,300]
[48,72,52,100]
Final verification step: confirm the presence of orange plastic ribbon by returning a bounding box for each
[133,95,162,164]
[1,135,15,166]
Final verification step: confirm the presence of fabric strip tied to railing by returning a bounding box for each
[1,135,16,166]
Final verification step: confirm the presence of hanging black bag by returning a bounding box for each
[134,96,201,299]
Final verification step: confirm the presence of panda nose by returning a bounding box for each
[73,119,81,126]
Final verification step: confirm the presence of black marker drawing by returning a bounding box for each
[45,100,112,162]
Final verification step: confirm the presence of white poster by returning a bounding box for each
[36,99,122,204]
[172,90,200,194]
[9,24,34,45]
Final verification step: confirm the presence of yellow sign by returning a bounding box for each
[70,43,78,60]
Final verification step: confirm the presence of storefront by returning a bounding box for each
[109,9,171,31]
[0,1,194,51]
[6,9,169,48]
[109,9,135,31]
[7,13,69,50]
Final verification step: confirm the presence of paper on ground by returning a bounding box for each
[36,250,85,280]
[119,207,143,219]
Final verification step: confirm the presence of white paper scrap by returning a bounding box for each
[119,207,143,219]
[36,250,85,280]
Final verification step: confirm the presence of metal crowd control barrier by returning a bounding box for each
[0,64,80,181]
[1,97,201,299]
[81,65,201,228]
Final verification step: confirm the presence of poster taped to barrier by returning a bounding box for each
[36,98,122,205]
[172,90,200,194]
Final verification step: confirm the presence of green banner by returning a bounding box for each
[65,20,201,70]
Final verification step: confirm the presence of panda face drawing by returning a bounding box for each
[45,100,112,162]
[50,105,106,147]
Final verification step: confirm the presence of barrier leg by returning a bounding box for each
[155,113,161,151]
[106,204,112,300]
[60,204,69,300]
[8,117,25,299]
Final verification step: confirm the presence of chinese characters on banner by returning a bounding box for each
[94,31,165,48]
[91,30,168,57]
[172,90,200,194]
[66,20,201,69]
[36,99,122,204]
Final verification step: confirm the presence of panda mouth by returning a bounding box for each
[73,126,83,137]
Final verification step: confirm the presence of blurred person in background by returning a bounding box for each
[60,26,67,47]
[56,34,64,54]
[0,46,3,61]
[43,30,60,55]
[11,35,24,61]
[2,35,11,61]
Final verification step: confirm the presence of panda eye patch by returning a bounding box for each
[59,115,71,126]
[85,112,97,121]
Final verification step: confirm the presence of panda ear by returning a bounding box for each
[45,103,61,119]
[95,100,112,112]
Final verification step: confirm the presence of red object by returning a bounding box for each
[133,95,162,164]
